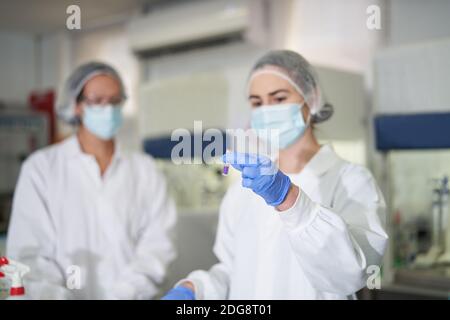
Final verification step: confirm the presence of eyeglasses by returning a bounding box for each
[80,95,125,107]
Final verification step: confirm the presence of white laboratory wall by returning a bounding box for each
[387,0,450,46]
[39,32,73,91]
[374,38,450,114]
[314,66,367,165]
[372,0,450,114]
[315,67,366,141]
[139,71,229,137]
[0,32,37,105]
[285,0,385,73]
[141,42,266,132]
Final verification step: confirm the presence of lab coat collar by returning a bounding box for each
[300,144,342,178]
[63,134,123,161]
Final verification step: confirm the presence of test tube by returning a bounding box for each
[222,163,230,176]
[222,149,231,176]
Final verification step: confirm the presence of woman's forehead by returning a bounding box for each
[83,74,121,96]
[249,72,296,96]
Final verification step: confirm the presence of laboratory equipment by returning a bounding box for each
[414,177,448,267]
[374,112,450,297]
[392,210,419,268]
[0,256,30,300]
[437,177,450,264]
[144,131,229,211]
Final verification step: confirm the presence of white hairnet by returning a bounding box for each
[56,61,126,124]
[248,50,333,123]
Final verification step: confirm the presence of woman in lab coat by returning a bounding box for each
[7,62,177,299]
[163,50,388,300]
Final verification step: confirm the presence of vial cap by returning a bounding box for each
[10,287,25,296]
[0,257,9,266]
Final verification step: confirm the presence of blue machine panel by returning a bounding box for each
[374,112,450,151]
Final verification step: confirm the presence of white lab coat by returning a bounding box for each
[182,144,388,299]
[7,135,176,300]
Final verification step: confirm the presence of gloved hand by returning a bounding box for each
[161,286,195,300]
[223,153,291,206]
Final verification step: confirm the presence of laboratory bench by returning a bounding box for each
[368,284,449,300]
[359,267,450,300]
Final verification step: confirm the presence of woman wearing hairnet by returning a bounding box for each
[7,62,177,299]
[163,50,388,300]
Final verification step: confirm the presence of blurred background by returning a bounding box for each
[1,0,450,299]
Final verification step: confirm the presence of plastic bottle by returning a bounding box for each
[0,256,30,300]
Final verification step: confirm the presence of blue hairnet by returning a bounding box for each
[248,50,333,123]
[56,62,126,124]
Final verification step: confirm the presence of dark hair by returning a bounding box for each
[76,88,84,104]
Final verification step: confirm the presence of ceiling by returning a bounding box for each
[0,0,145,34]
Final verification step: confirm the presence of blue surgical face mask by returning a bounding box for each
[82,104,123,140]
[250,103,308,149]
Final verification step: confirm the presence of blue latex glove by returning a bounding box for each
[161,286,195,300]
[223,153,291,206]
